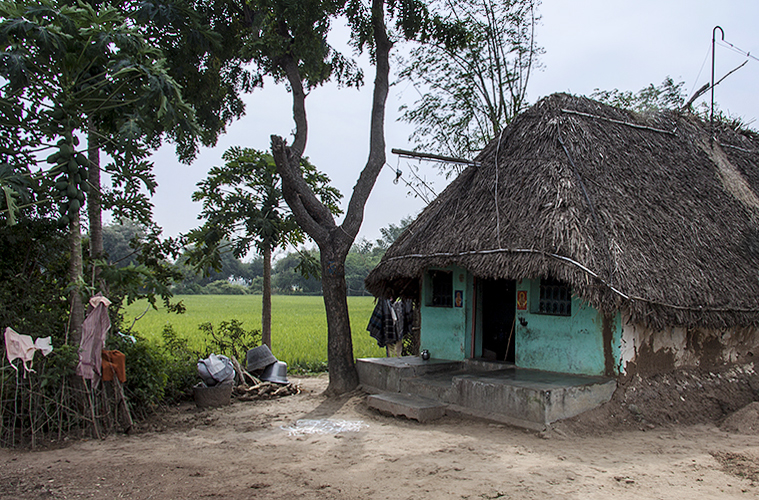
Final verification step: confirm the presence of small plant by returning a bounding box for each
[160,324,200,402]
[199,320,261,363]
[107,333,170,417]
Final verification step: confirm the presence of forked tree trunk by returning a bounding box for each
[262,243,272,348]
[271,0,391,395]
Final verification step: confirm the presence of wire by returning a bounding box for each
[689,42,712,101]
[717,39,759,63]
[383,162,431,205]
[375,246,759,314]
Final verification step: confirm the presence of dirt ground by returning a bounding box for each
[2,373,759,500]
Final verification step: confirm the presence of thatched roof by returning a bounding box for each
[366,93,759,329]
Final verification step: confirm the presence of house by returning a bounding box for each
[364,93,759,384]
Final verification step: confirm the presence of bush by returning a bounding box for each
[160,324,201,402]
[198,320,261,363]
[203,280,249,295]
[107,333,171,417]
[106,324,203,414]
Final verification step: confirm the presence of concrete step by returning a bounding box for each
[358,356,616,429]
[357,357,463,393]
[367,392,447,423]
[400,372,461,402]
[450,371,616,427]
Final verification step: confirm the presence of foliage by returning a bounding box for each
[198,319,261,363]
[375,215,413,250]
[186,147,341,273]
[591,77,688,114]
[99,222,186,328]
[397,0,542,169]
[591,76,756,132]
[123,295,385,370]
[102,219,147,268]
[173,247,262,293]
[159,324,200,403]
[202,280,251,295]
[272,251,324,295]
[0,0,198,225]
[0,216,69,339]
[107,332,172,415]
[346,240,383,295]
[126,0,260,156]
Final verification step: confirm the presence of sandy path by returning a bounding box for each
[1,374,758,499]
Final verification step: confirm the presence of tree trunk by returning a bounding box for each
[262,243,272,349]
[87,119,104,291]
[68,211,84,346]
[320,246,359,395]
[270,0,392,394]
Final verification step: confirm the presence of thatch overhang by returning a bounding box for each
[366,93,759,330]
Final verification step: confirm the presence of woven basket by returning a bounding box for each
[193,382,232,408]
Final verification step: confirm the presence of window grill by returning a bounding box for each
[429,270,453,307]
[538,277,572,316]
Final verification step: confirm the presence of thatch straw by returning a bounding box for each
[366,93,759,330]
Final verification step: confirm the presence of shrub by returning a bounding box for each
[198,319,261,363]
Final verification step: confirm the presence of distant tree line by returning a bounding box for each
[103,217,413,297]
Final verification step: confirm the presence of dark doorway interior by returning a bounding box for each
[481,279,516,362]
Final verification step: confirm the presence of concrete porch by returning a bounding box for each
[357,356,616,430]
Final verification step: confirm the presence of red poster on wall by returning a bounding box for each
[517,290,528,310]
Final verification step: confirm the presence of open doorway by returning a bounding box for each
[480,279,516,362]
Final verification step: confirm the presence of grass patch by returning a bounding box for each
[122,295,384,371]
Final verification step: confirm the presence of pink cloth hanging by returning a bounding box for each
[76,296,112,380]
[4,327,53,374]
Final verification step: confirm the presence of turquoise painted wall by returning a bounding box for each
[514,279,622,376]
[419,271,623,376]
[419,266,473,360]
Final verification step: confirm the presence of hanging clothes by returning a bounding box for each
[392,300,414,340]
[76,295,112,380]
[3,327,53,374]
[367,299,413,355]
[367,299,397,348]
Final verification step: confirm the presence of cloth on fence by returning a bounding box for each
[3,327,53,374]
[392,300,414,340]
[102,349,126,383]
[367,299,414,352]
[76,295,112,380]
[34,336,53,356]
[367,299,396,348]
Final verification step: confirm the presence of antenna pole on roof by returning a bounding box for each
[391,148,479,167]
[711,25,724,146]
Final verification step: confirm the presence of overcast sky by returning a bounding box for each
[147,0,759,255]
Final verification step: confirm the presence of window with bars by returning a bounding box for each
[537,277,572,316]
[428,270,453,307]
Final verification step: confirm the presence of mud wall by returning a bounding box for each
[620,315,759,376]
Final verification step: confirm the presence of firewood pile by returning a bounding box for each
[233,381,300,401]
[229,356,300,401]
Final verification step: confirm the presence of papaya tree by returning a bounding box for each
[186,147,342,350]
[0,0,197,342]
[78,0,258,280]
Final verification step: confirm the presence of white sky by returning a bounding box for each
[147,0,759,254]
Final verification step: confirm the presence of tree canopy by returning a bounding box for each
[397,0,542,170]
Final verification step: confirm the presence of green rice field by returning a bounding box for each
[122,295,384,369]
